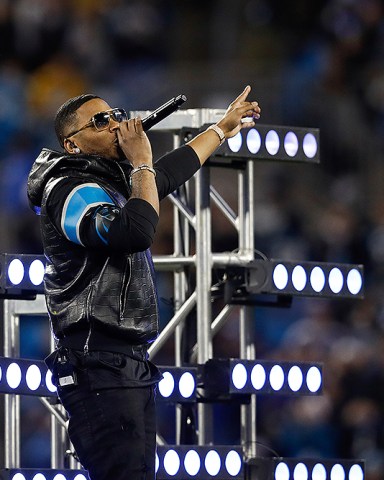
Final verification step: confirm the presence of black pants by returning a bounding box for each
[58,382,157,480]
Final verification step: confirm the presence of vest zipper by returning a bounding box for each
[119,256,132,323]
[83,284,94,355]
[143,252,159,328]
[83,256,109,354]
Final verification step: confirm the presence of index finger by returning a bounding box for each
[231,85,251,105]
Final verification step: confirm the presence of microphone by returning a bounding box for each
[142,94,187,131]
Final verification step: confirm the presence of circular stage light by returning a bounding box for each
[294,462,309,480]
[312,463,327,480]
[32,474,47,480]
[288,366,303,392]
[225,450,242,476]
[265,130,280,155]
[292,265,307,291]
[29,259,45,286]
[74,476,88,480]
[232,363,247,390]
[12,475,26,480]
[184,450,201,476]
[26,364,42,391]
[270,365,284,391]
[164,449,180,476]
[284,132,299,157]
[306,366,322,393]
[275,462,290,480]
[251,364,266,391]
[347,269,362,295]
[349,464,364,480]
[303,133,318,158]
[273,264,289,290]
[179,371,195,399]
[329,268,343,294]
[310,267,325,292]
[6,362,22,389]
[8,258,24,285]
[158,371,175,398]
[45,370,57,393]
[228,132,242,153]
[205,450,221,477]
[330,463,346,480]
[246,128,262,154]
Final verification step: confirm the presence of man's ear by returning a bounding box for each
[64,139,80,154]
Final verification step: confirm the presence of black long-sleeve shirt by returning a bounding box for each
[46,144,200,252]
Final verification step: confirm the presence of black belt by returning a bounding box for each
[58,329,149,361]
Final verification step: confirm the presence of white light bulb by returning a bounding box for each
[232,363,247,390]
[8,258,24,285]
[184,450,201,476]
[158,371,175,398]
[225,450,242,476]
[205,450,221,476]
[163,449,180,476]
[251,364,266,390]
[26,364,42,391]
[179,371,195,399]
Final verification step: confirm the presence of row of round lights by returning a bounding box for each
[156,448,242,477]
[274,461,363,480]
[231,362,322,393]
[227,128,318,159]
[272,264,363,296]
[158,370,196,400]
[7,258,45,287]
[0,362,56,393]
[11,475,87,480]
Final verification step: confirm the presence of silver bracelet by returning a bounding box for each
[130,164,156,178]
[208,124,226,146]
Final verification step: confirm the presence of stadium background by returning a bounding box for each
[0,1,383,479]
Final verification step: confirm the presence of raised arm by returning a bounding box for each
[186,85,261,165]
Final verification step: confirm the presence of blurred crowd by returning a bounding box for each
[0,0,384,479]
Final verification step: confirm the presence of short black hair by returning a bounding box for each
[54,94,100,148]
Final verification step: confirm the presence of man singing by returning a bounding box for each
[27,86,261,480]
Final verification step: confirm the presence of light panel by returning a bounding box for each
[1,456,365,480]
[0,357,196,403]
[158,366,197,402]
[0,470,88,480]
[225,259,364,301]
[204,359,323,398]
[246,457,365,480]
[0,253,45,298]
[213,124,320,164]
[269,260,364,298]
[0,357,56,396]
[156,445,243,479]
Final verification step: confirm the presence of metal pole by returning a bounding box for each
[3,299,20,468]
[238,161,257,459]
[148,292,197,359]
[173,132,192,443]
[195,166,213,444]
[190,304,236,363]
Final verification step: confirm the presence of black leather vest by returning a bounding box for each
[40,164,159,347]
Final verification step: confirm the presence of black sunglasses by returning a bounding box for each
[66,108,128,137]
